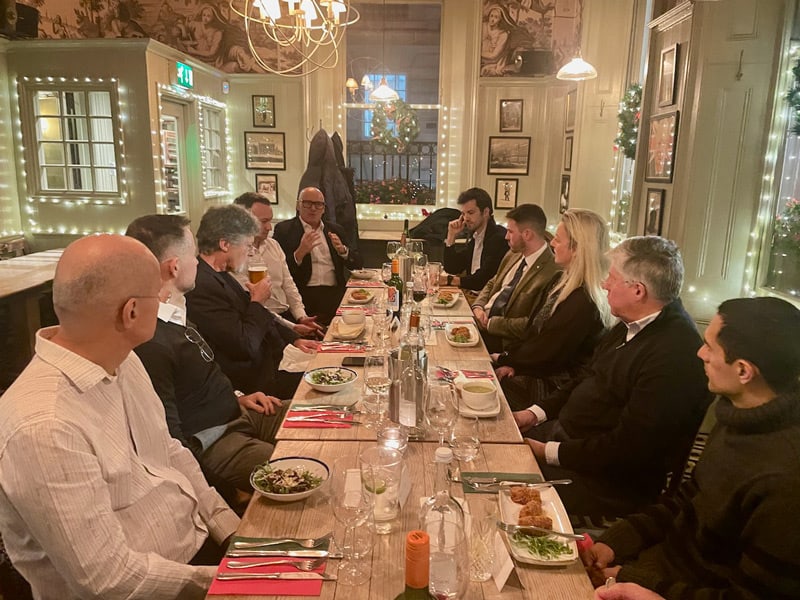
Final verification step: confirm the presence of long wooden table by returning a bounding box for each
[212,441,593,600]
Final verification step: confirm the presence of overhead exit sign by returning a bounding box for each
[176,62,194,89]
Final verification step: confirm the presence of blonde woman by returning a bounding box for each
[493,208,614,410]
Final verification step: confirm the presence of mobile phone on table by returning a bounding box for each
[342,356,366,367]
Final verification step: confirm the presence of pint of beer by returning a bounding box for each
[248,265,268,284]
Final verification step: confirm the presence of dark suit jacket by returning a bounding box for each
[442,218,508,291]
[185,259,298,394]
[272,217,363,291]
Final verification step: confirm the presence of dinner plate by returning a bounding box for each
[350,269,375,280]
[330,318,365,340]
[250,456,329,502]
[444,322,480,347]
[432,291,460,308]
[497,486,578,566]
[346,289,374,304]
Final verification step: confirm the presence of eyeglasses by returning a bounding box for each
[184,326,214,362]
[300,200,326,210]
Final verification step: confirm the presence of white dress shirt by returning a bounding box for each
[470,223,488,275]
[298,218,337,287]
[0,328,239,599]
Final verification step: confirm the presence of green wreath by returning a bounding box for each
[787,58,800,135]
[615,84,642,160]
[370,99,420,153]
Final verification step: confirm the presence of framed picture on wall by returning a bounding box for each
[488,136,531,175]
[560,175,570,214]
[564,135,574,171]
[255,173,279,204]
[499,99,523,132]
[658,44,678,107]
[645,111,679,182]
[244,131,286,170]
[645,188,665,235]
[565,89,577,131]
[252,95,276,127]
[495,178,518,209]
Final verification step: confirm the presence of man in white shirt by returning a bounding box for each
[0,234,239,600]
[273,187,363,325]
[233,192,323,338]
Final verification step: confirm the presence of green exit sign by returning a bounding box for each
[176,62,194,89]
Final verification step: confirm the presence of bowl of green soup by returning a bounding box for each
[458,380,497,411]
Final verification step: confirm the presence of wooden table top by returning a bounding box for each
[0,250,63,299]
[211,441,594,600]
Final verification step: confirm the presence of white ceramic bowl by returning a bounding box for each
[250,457,329,502]
[304,367,359,393]
[340,308,366,325]
[458,379,497,411]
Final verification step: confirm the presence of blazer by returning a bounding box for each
[272,217,363,291]
[473,247,561,348]
[185,259,298,394]
[442,218,508,291]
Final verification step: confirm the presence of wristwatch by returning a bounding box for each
[447,274,454,286]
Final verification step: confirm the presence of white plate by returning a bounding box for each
[497,487,578,566]
[303,367,359,393]
[250,457,329,502]
[444,322,480,347]
[330,318,365,340]
[346,289,374,304]
[350,269,375,280]
[432,291,460,308]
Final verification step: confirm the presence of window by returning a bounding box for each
[22,84,122,197]
[362,73,407,138]
[200,104,227,195]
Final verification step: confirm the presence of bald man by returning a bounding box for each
[0,235,239,600]
[272,187,363,324]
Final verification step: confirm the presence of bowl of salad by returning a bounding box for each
[303,366,359,393]
[250,457,330,502]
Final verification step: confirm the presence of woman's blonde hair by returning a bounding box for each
[549,208,614,327]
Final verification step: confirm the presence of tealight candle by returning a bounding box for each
[377,424,409,454]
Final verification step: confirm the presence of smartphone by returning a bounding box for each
[342,356,366,367]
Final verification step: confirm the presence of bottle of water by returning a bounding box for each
[419,448,469,599]
[389,311,427,439]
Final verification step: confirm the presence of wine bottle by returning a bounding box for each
[401,218,410,247]
[394,530,435,600]
[387,258,404,318]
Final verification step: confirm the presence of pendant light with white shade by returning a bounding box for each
[556,52,598,81]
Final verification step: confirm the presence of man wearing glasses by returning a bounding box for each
[273,186,363,325]
[126,215,286,510]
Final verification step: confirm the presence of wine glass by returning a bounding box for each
[412,270,428,306]
[450,415,481,481]
[329,456,375,585]
[363,353,390,426]
[386,241,400,261]
[381,261,392,284]
[427,262,442,298]
[406,239,423,260]
[425,380,459,445]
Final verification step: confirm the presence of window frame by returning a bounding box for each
[199,101,228,198]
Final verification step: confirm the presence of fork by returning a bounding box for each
[233,534,331,550]
[496,520,585,541]
[226,558,326,570]
[462,478,573,491]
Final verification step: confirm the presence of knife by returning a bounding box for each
[217,572,337,581]
[290,406,360,413]
[286,416,361,425]
[226,549,330,558]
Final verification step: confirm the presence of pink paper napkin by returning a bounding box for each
[460,369,495,379]
[207,557,326,596]
[282,410,354,429]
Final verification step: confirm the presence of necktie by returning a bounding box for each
[489,258,527,317]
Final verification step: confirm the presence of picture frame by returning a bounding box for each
[499,99,523,132]
[645,111,679,182]
[488,136,531,175]
[252,95,275,128]
[658,44,678,107]
[645,188,666,235]
[494,178,519,209]
[565,89,576,132]
[560,175,570,214]
[563,135,573,171]
[255,173,279,204]
[244,131,286,171]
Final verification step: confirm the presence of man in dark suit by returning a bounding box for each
[441,187,508,293]
[185,205,318,398]
[272,186,363,325]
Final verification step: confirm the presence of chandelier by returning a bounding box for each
[229,0,360,76]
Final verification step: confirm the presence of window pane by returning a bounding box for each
[92,143,116,168]
[35,91,61,116]
[62,91,87,116]
[94,168,118,192]
[68,167,92,190]
[40,143,65,165]
[88,92,112,116]
[90,117,114,142]
[43,167,66,189]
[37,118,62,141]
[66,143,91,167]
[64,118,89,141]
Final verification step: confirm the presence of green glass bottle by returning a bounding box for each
[387,258,404,318]
[394,530,436,600]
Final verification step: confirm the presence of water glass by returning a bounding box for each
[427,262,442,296]
[381,261,392,283]
[359,446,404,535]
[330,456,374,585]
[467,496,496,582]
[377,423,409,454]
[450,416,481,463]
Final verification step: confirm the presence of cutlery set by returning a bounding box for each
[286,414,362,425]
[220,535,338,581]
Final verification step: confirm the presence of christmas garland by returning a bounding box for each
[370,99,420,153]
[787,58,800,135]
[615,84,642,159]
